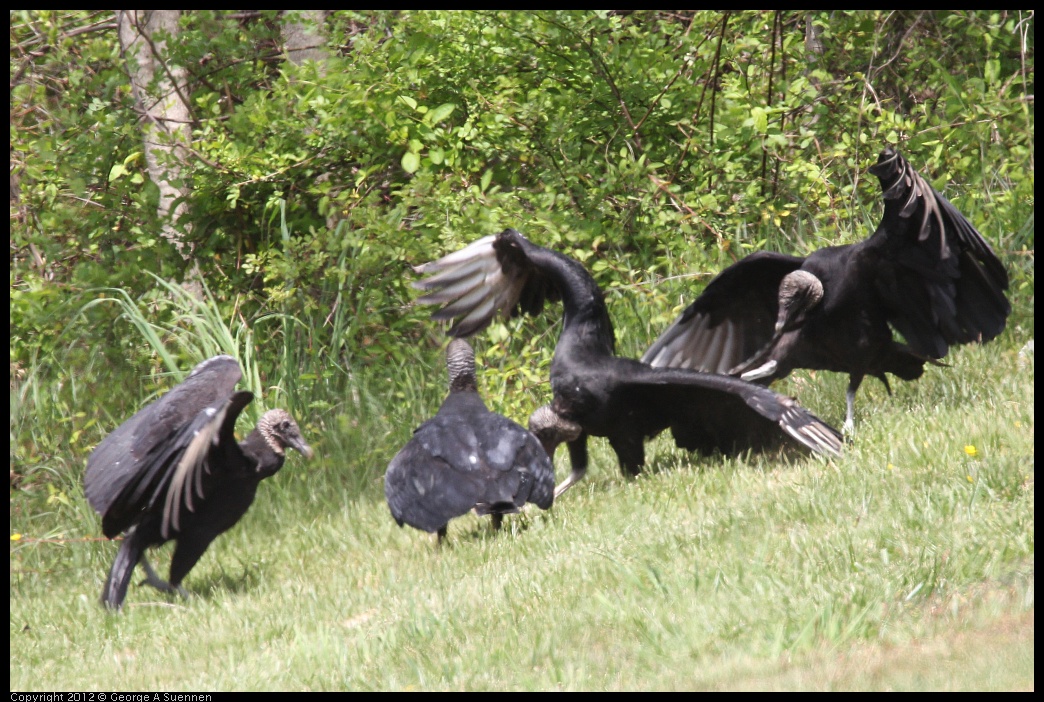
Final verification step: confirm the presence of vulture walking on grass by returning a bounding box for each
[641,147,1011,431]
[84,355,313,610]
[412,229,844,498]
[385,339,575,544]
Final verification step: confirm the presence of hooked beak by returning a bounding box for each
[289,436,314,460]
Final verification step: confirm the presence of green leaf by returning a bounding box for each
[427,103,456,125]
[401,151,420,174]
[751,106,768,134]
[399,95,417,110]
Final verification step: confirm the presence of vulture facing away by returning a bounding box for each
[385,339,574,544]
[641,147,1011,430]
[412,229,844,497]
[84,355,313,610]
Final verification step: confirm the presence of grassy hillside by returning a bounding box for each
[10,308,1033,690]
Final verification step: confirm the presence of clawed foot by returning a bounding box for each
[138,558,189,598]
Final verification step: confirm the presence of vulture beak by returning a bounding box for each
[289,436,315,460]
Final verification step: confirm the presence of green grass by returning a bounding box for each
[9,313,1033,690]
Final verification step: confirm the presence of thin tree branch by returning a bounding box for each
[707,11,731,189]
[580,27,641,150]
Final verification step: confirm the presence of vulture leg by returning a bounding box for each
[101,528,149,610]
[608,434,646,479]
[138,555,185,597]
[844,374,865,434]
[491,513,504,531]
[553,434,590,498]
[168,535,213,593]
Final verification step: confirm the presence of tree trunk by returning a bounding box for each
[116,10,194,257]
[282,10,330,67]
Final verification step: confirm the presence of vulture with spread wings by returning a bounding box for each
[641,147,1011,430]
[412,229,843,497]
[84,355,313,610]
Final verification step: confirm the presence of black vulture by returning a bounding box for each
[385,339,576,544]
[412,229,844,497]
[84,355,313,610]
[641,147,1012,431]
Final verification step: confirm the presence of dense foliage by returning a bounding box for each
[10,10,1034,495]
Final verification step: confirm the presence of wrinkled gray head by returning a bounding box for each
[528,404,583,458]
[446,338,477,393]
[776,270,824,332]
[259,409,314,459]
